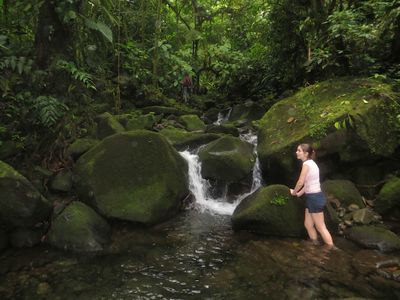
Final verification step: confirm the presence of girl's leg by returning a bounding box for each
[311,212,333,246]
[304,209,318,241]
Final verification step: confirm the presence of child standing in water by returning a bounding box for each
[290,143,334,247]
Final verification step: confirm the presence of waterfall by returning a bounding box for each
[213,108,232,125]
[179,131,263,215]
[180,151,237,215]
[239,131,263,192]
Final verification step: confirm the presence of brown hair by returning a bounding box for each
[299,143,316,160]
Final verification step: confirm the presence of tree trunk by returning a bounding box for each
[152,0,162,87]
[390,17,400,63]
[3,0,9,25]
[34,0,71,69]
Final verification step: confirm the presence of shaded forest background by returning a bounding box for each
[1,0,399,168]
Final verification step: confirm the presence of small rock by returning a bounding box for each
[346,226,400,252]
[344,220,353,227]
[366,199,375,207]
[373,214,382,221]
[352,208,375,225]
[50,170,73,193]
[338,207,346,217]
[348,204,360,212]
[37,282,51,296]
[393,270,400,281]
[287,117,295,123]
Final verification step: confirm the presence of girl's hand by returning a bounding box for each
[289,188,296,196]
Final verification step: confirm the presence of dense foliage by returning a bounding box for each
[0,0,399,165]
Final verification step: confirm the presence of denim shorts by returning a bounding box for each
[305,192,326,213]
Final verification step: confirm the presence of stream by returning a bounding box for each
[0,133,399,299]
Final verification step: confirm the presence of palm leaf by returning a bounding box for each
[85,18,113,43]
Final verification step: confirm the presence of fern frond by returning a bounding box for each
[56,60,97,90]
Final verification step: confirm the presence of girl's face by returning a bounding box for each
[296,146,308,161]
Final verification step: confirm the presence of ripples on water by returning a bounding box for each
[1,208,400,299]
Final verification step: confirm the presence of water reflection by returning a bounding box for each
[0,209,399,299]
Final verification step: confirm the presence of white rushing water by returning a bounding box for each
[179,132,263,216]
[213,108,232,125]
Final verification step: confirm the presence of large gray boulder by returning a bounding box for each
[179,114,206,132]
[199,136,255,183]
[346,225,400,252]
[257,78,400,185]
[232,185,305,237]
[66,138,99,161]
[95,112,125,139]
[322,179,365,209]
[0,161,52,229]
[74,130,188,225]
[48,201,110,252]
[375,176,400,219]
[228,101,266,123]
[159,127,220,151]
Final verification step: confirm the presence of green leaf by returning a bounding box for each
[66,10,77,21]
[85,18,113,43]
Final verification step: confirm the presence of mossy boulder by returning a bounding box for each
[125,113,161,131]
[346,225,400,252]
[66,138,99,161]
[232,185,305,237]
[47,201,110,252]
[322,179,365,208]
[0,161,52,229]
[179,114,206,132]
[95,112,125,139]
[159,127,220,151]
[206,123,239,136]
[74,130,188,225]
[142,106,187,116]
[198,136,255,182]
[375,176,400,218]
[0,140,21,160]
[10,227,44,248]
[350,163,388,199]
[203,107,220,124]
[0,229,8,252]
[49,170,73,193]
[257,78,400,184]
[229,101,266,123]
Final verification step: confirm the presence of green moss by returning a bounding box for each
[375,176,400,215]
[141,106,183,116]
[0,161,52,229]
[179,114,206,132]
[48,201,110,252]
[95,112,125,139]
[0,160,24,180]
[347,225,400,252]
[257,77,399,157]
[270,194,289,206]
[206,123,239,136]
[322,179,365,208]
[125,113,160,131]
[199,136,255,182]
[232,184,305,237]
[74,131,188,225]
[159,127,220,150]
[66,138,99,159]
